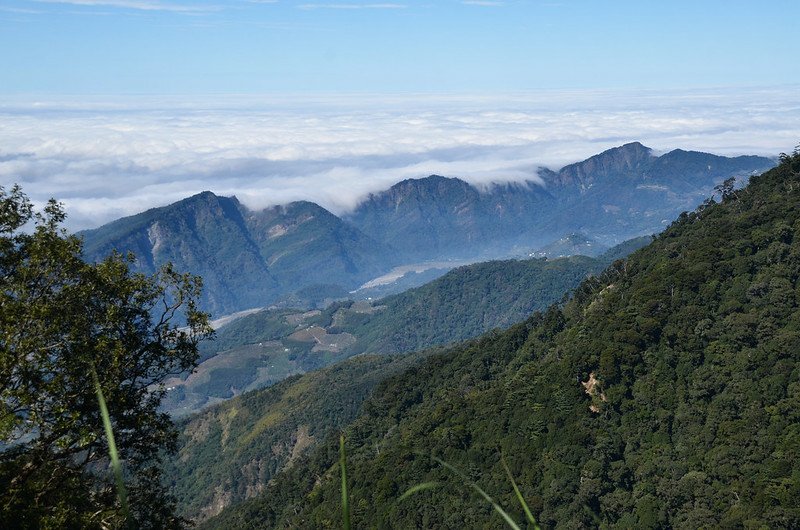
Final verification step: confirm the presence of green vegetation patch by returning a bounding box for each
[202,151,800,528]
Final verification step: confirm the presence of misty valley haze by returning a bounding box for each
[79,141,774,316]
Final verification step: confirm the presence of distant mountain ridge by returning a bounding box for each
[343,175,551,260]
[80,143,775,315]
[534,142,773,239]
[541,141,655,189]
[81,194,393,315]
[347,142,772,259]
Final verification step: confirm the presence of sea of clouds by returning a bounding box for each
[2,86,799,231]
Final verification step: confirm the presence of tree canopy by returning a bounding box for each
[0,185,212,528]
[202,148,800,528]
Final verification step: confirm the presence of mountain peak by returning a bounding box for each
[389,174,467,191]
[178,190,220,205]
[544,141,655,189]
[248,200,341,228]
[358,174,475,207]
[617,140,650,152]
[578,141,654,169]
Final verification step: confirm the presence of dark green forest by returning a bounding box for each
[347,255,615,355]
[164,347,447,520]
[0,187,213,528]
[166,250,646,514]
[201,149,800,528]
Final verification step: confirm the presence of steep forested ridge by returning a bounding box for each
[164,348,446,520]
[203,151,800,528]
[166,251,634,514]
[347,255,613,355]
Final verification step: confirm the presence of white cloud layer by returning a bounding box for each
[1,87,798,231]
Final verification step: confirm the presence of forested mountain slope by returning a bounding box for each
[164,242,648,418]
[165,238,653,516]
[204,150,800,528]
[164,347,447,521]
[346,254,615,355]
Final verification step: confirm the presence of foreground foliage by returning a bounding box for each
[204,149,800,528]
[164,348,443,520]
[0,186,212,528]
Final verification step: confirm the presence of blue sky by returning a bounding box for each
[2,1,799,230]
[2,0,799,94]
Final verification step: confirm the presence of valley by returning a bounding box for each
[162,245,648,418]
[70,142,783,526]
[3,145,795,528]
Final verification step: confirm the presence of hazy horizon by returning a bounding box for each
[3,86,799,230]
[2,1,799,230]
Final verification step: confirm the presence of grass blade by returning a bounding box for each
[501,454,540,529]
[397,481,439,503]
[340,434,351,530]
[433,456,521,530]
[91,367,129,521]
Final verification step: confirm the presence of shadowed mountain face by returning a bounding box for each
[242,201,394,290]
[348,143,773,259]
[80,143,775,315]
[343,175,553,260]
[81,195,395,315]
[81,192,279,313]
